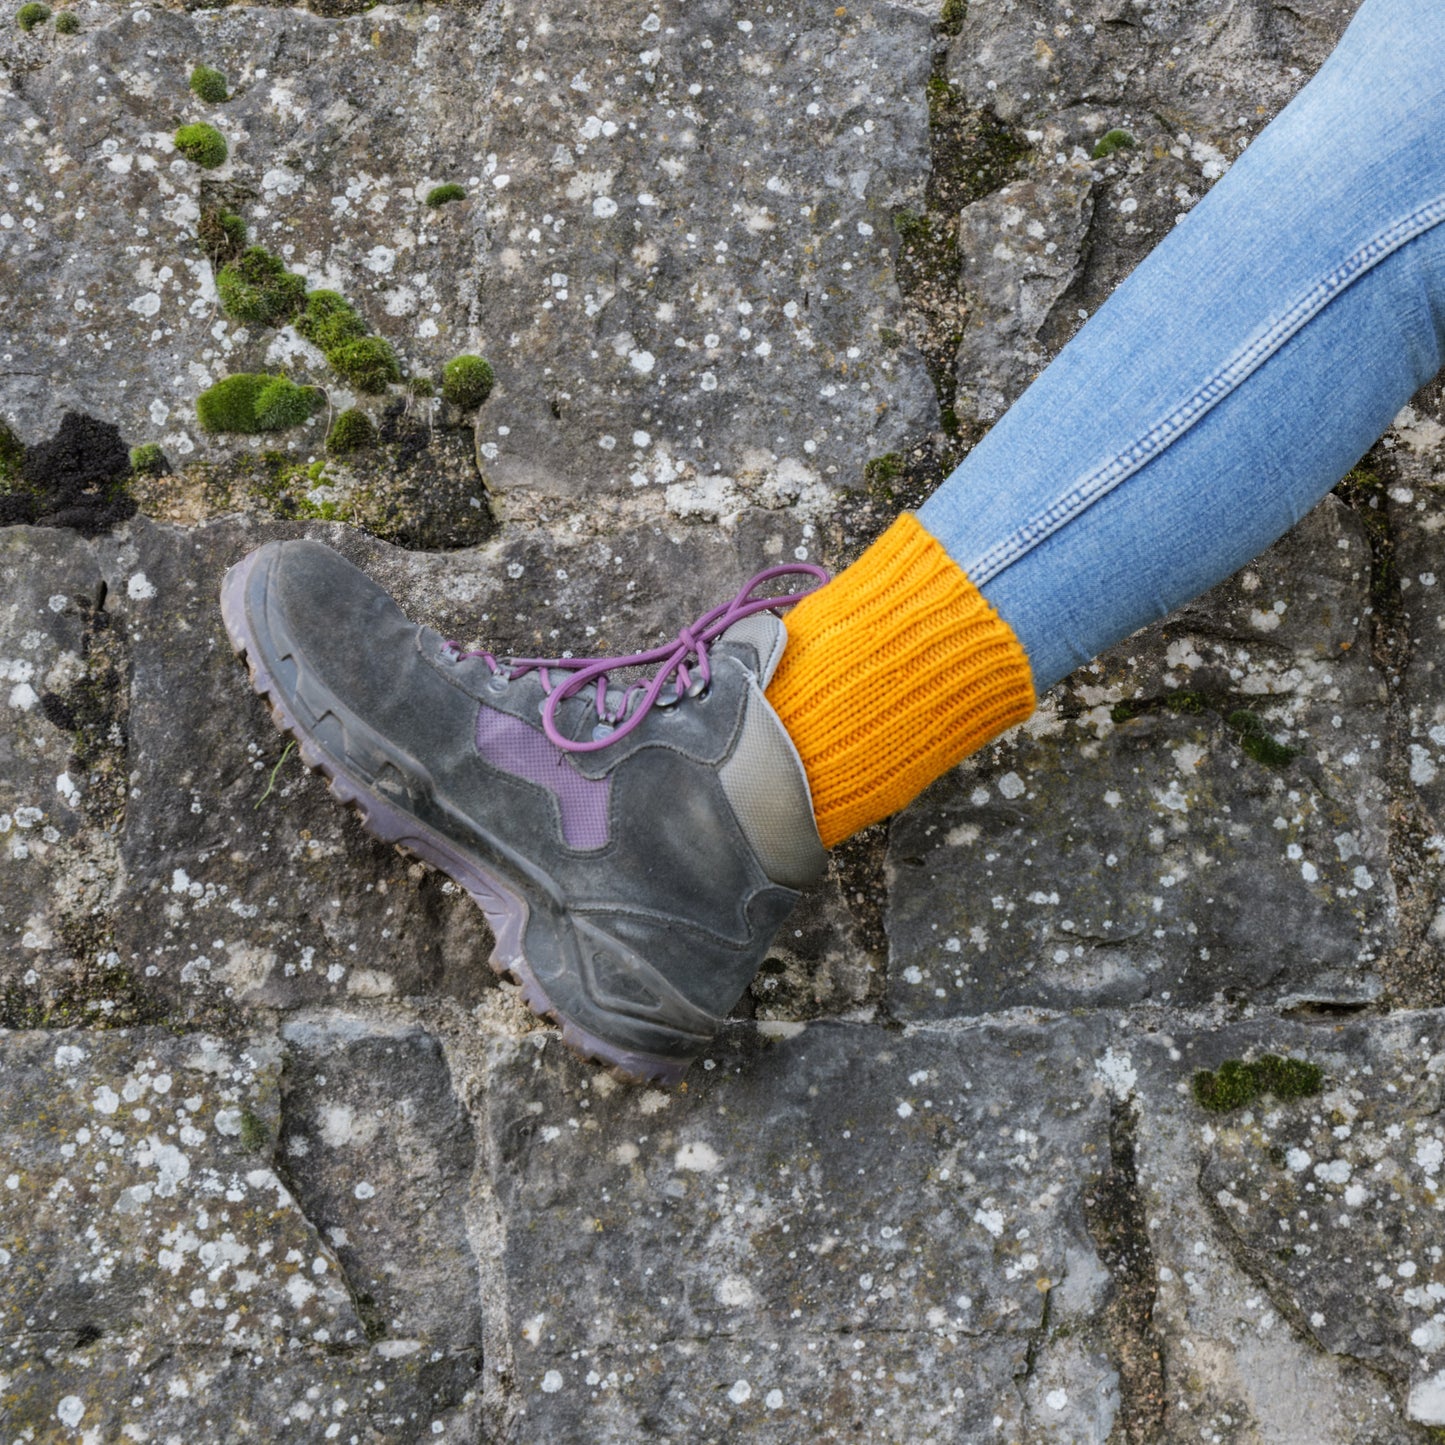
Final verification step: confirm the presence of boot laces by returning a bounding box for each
[444,562,828,753]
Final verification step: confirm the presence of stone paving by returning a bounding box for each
[6,0,1445,1440]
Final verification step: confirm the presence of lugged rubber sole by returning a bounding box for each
[219,548,690,1087]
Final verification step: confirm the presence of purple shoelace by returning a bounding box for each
[446,562,829,753]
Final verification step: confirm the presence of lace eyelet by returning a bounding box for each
[486,672,509,694]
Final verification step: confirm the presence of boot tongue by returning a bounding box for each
[716,612,788,687]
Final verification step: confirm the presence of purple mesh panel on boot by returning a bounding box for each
[475,706,611,849]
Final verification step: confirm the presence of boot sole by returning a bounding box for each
[219,548,690,1087]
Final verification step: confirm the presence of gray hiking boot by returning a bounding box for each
[219,539,828,1084]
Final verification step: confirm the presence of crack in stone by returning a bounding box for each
[1083,1100,1166,1444]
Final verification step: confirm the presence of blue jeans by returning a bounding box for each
[918,0,1445,693]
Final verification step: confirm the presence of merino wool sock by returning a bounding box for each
[766,512,1036,847]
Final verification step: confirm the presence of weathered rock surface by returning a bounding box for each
[0,1026,483,1440]
[8,0,1445,1440]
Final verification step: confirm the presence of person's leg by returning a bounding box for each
[769,0,1445,842]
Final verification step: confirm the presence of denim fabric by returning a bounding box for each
[917,0,1445,692]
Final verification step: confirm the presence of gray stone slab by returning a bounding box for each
[0,1025,483,1440]
[479,1016,1121,1443]
[474,0,937,512]
[1123,1013,1445,1440]
[887,499,1393,1019]
[0,3,496,459]
[944,0,1350,342]
[277,1011,483,1350]
[0,526,139,1028]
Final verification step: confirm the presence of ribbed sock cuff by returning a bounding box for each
[766,512,1036,847]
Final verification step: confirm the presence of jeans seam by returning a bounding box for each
[965,192,1445,588]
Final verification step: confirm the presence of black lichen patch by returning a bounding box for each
[0,412,136,535]
[1192,1053,1323,1113]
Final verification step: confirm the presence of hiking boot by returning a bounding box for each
[219,539,828,1084]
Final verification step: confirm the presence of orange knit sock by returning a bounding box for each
[766,512,1036,847]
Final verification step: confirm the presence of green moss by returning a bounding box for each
[939,0,966,36]
[442,354,494,409]
[863,452,904,502]
[425,182,466,208]
[1110,700,1144,724]
[1251,1053,1324,1101]
[326,407,377,454]
[0,420,23,482]
[926,73,963,125]
[254,376,322,431]
[198,207,246,262]
[1242,732,1299,767]
[238,1109,269,1151]
[408,375,435,398]
[128,443,167,477]
[1227,708,1266,737]
[330,335,400,394]
[1192,1059,1259,1112]
[1092,128,1135,160]
[196,373,318,434]
[15,2,49,29]
[1192,1054,1323,1113]
[1164,690,1207,715]
[173,122,228,169]
[1334,464,1399,624]
[189,64,229,103]
[1227,709,1298,767]
[53,8,77,31]
[216,247,305,326]
[296,289,367,352]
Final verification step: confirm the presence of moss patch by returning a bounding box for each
[0,420,23,483]
[174,122,228,169]
[196,374,321,434]
[863,452,904,502]
[198,206,247,264]
[1192,1053,1323,1113]
[1092,128,1135,160]
[1227,709,1299,767]
[128,443,167,477]
[296,289,367,352]
[254,375,323,431]
[15,2,50,30]
[326,407,377,455]
[329,336,400,395]
[442,354,494,409]
[189,64,229,103]
[53,8,77,31]
[425,183,466,208]
[216,247,305,326]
